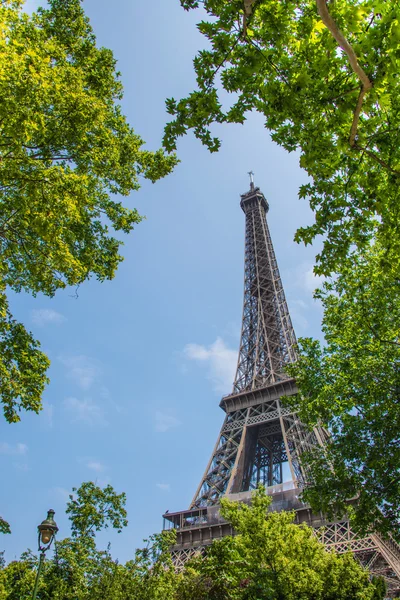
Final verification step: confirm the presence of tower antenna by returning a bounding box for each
[248,170,254,190]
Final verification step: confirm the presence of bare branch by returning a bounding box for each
[316,0,372,91]
[244,0,257,17]
[354,143,400,176]
[205,36,240,89]
[316,0,373,146]
[349,88,367,146]
[243,0,257,37]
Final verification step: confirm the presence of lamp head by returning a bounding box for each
[38,509,58,550]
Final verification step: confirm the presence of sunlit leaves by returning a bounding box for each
[66,482,128,543]
[165,0,400,275]
[0,518,10,535]
[0,0,178,421]
[1,481,180,600]
[0,290,49,423]
[288,242,400,538]
[176,487,383,599]
[0,484,385,599]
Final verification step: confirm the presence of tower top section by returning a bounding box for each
[240,175,269,214]
[233,179,296,393]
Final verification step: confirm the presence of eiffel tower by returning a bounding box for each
[163,177,400,595]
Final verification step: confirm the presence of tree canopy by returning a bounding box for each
[0,485,384,600]
[288,241,400,538]
[165,0,400,278]
[164,0,400,537]
[0,0,177,423]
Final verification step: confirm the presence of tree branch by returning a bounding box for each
[316,0,372,146]
[7,155,73,162]
[205,36,240,89]
[316,0,372,91]
[349,88,367,146]
[243,0,257,37]
[244,36,290,85]
[354,143,400,176]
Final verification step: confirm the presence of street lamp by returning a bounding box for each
[32,509,58,600]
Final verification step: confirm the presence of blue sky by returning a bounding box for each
[1,0,324,563]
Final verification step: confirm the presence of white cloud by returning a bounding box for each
[185,344,210,361]
[184,337,237,394]
[156,483,170,492]
[288,300,309,334]
[100,386,123,414]
[286,263,326,297]
[31,308,66,326]
[78,456,106,472]
[302,266,325,294]
[64,397,106,427]
[86,460,105,473]
[0,442,28,456]
[290,308,309,334]
[154,411,181,433]
[292,299,308,310]
[59,355,101,390]
[14,462,30,472]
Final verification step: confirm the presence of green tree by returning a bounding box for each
[0,518,10,535]
[66,481,128,543]
[120,532,179,600]
[164,0,400,277]
[177,487,385,600]
[287,242,400,538]
[1,553,37,600]
[33,481,132,600]
[0,485,385,599]
[32,482,177,600]
[0,553,6,600]
[164,0,400,536]
[0,0,177,424]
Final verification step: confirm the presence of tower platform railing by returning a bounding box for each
[163,481,300,531]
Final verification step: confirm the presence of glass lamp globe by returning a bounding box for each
[37,509,58,548]
[40,529,52,545]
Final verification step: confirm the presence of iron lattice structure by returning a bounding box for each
[233,184,296,392]
[190,182,325,509]
[163,180,400,595]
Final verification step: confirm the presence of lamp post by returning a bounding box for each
[32,509,58,600]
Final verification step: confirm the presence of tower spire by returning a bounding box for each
[233,183,297,392]
[248,170,255,191]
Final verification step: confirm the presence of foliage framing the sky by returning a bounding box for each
[287,242,400,538]
[164,0,400,277]
[0,0,177,423]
